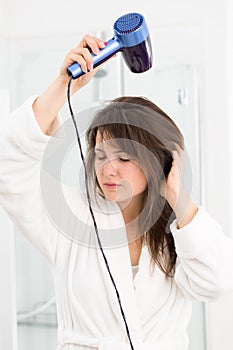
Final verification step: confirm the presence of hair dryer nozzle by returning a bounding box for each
[113,13,153,73]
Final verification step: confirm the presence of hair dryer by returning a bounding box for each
[67,13,153,79]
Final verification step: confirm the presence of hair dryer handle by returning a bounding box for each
[67,37,122,79]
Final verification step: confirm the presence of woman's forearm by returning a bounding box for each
[32,36,105,136]
[32,77,76,135]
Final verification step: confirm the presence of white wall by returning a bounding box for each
[205,1,233,349]
[1,1,233,349]
[0,90,18,350]
[3,0,231,231]
[227,0,233,233]
[2,0,205,37]
[0,0,8,35]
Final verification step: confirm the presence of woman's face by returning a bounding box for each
[94,130,147,204]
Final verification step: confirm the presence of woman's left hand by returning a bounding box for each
[160,146,185,210]
[160,147,198,228]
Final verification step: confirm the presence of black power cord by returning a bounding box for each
[67,75,135,350]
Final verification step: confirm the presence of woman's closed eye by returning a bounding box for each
[96,155,106,160]
[119,157,130,162]
[114,152,130,162]
[94,152,130,162]
[94,150,106,160]
[95,156,130,162]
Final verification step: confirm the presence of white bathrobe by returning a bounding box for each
[1,96,233,350]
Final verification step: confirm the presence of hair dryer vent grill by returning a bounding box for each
[114,13,143,34]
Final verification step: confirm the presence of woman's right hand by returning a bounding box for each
[33,35,106,135]
[58,34,106,93]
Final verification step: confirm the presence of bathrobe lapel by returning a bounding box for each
[94,197,143,337]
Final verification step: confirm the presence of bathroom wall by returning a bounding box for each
[1,1,233,349]
[4,23,204,350]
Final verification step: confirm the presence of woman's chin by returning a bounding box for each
[104,193,120,202]
[104,192,131,205]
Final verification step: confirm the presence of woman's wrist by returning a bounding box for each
[172,190,198,228]
[56,75,81,95]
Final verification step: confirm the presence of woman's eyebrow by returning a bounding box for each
[94,148,125,154]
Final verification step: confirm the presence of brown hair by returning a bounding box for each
[86,96,184,277]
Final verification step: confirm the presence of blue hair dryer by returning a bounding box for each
[67,13,153,79]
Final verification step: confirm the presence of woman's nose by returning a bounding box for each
[102,159,118,176]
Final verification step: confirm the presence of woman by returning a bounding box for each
[1,35,233,350]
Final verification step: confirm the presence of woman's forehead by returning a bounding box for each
[96,130,116,145]
[95,130,104,144]
[95,130,130,153]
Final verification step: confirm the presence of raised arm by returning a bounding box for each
[0,34,106,264]
[32,34,106,135]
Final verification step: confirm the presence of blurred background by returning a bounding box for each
[1,0,233,350]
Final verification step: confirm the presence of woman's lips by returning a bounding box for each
[103,182,121,189]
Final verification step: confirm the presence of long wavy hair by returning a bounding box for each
[86,96,184,277]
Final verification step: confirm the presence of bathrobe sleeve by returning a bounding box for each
[171,207,233,302]
[0,96,59,265]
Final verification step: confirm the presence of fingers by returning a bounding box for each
[172,149,181,161]
[172,146,184,174]
[66,48,93,73]
[80,34,106,55]
[64,35,106,75]
[172,150,179,163]
[172,144,184,160]
[159,180,167,197]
